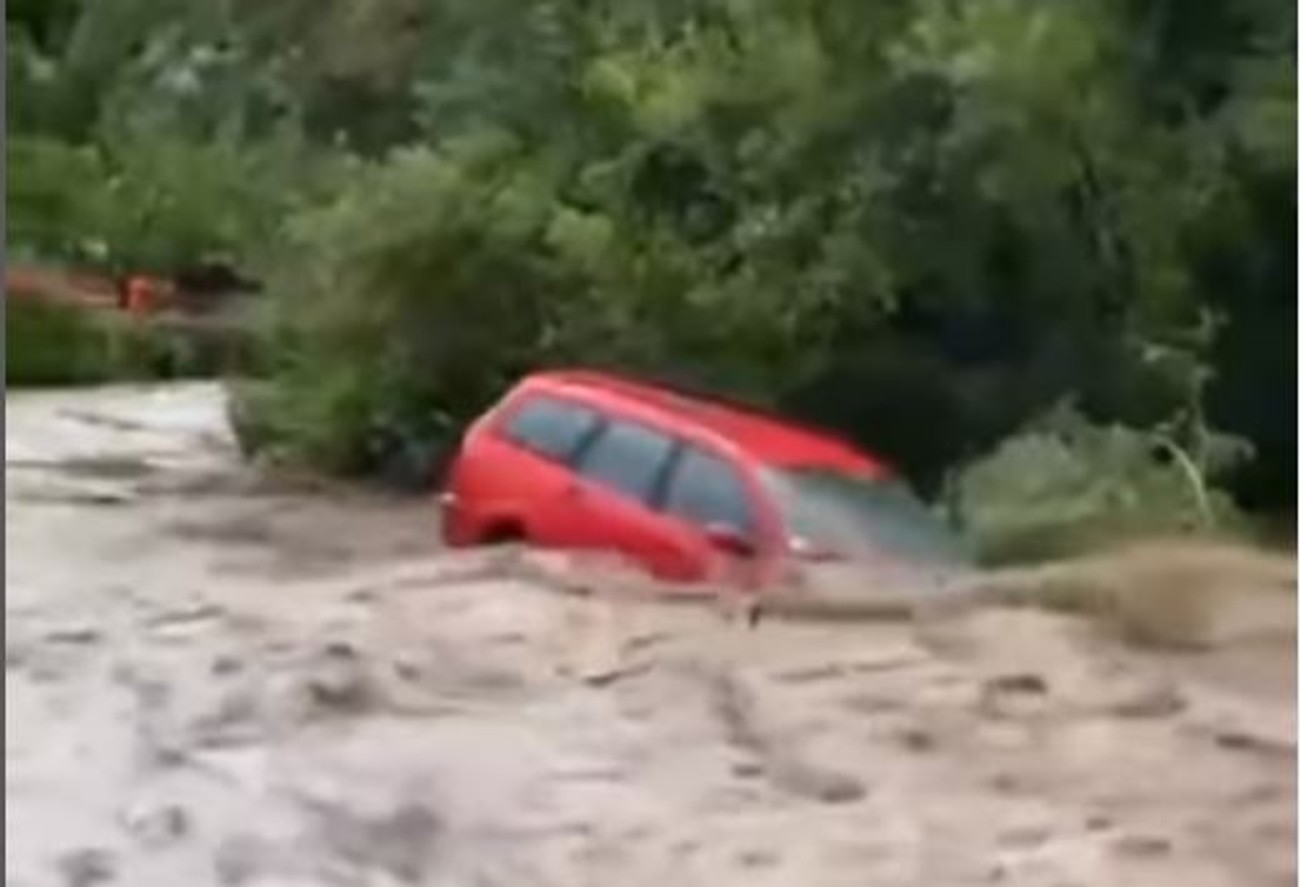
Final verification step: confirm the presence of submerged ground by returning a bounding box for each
[5,383,1296,886]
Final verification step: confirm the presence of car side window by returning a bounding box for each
[502,395,600,462]
[574,418,676,504]
[662,446,755,533]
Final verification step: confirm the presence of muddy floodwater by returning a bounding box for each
[6,383,1296,886]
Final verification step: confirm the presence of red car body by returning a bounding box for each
[440,369,965,590]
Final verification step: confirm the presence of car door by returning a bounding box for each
[559,416,704,580]
[658,443,772,586]
[473,393,603,544]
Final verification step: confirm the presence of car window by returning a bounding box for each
[662,446,755,533]
[502,395,600,462]
[762,467,971,566]
[575,419,676,504]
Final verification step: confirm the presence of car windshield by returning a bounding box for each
[761,467,972,567]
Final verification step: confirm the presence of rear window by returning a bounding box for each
[575,419,676,504]
[502,395,600,462]
[663,446,755,533]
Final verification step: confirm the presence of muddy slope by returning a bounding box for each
[6,383,1295,887]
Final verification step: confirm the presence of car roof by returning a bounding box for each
[522,369,890,476]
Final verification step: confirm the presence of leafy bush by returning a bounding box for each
[8,126,313,277]
[7,300,111,385]
[6,135,113,265]
[948,401,1254,565]
[7,299,228,386]
[234,139,590,477]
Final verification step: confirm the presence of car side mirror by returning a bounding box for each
[703,522,756,558]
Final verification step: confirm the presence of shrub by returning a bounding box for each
[7,299,111,386]
[233,139,602,479]
[7,299,229,387]
[947,401,1253,565]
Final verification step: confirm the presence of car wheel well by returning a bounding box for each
[479,519,526,546]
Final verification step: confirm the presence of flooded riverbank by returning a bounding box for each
[6,383,1294,887]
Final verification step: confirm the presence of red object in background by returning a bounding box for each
[125,275,177,316]
[438,369,968,591]
[8,262,254,320]
[6,265,169,316]
[125,276,155,315]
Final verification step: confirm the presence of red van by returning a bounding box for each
[439,370,970,589]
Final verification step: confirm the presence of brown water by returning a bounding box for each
[6,383,1296,886]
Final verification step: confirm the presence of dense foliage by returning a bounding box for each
[6,299,226,386]
[8,0,1295,552]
